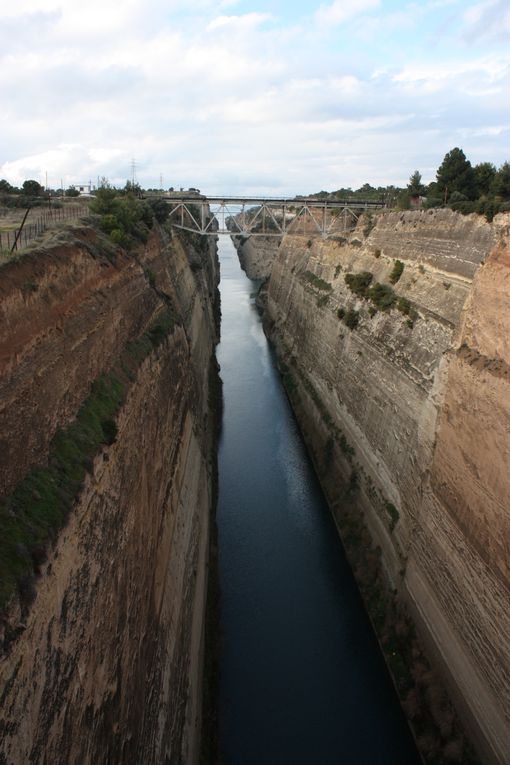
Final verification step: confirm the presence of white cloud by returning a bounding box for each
[462,0,510,41]
[0,0,508,194]
[207,12,273,31]
[393,57,510,93]
[315,0,380,28]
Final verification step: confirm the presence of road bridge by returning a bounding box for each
[154,194,385,237]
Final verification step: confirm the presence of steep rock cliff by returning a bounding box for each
[262,208,510,764]
[231,234,280,280]
[0,221,219,764]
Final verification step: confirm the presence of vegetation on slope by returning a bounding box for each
[342,269,418,325]
[0,307,177,619]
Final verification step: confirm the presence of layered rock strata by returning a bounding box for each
[261,208,510,764]
[0,221,219,764]
[231,233,280,280]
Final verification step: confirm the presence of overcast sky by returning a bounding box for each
[0,0,508,195]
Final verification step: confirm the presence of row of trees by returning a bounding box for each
[0,179,83,197]
[405,148,510,219]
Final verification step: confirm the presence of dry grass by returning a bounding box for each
[0,200,89,265]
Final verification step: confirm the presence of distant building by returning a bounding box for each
[77,183,93,196]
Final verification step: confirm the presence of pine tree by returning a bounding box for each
[474,162,496,196]
[436,148,477,201]
[492,162,510,199]
[407,171,425,196]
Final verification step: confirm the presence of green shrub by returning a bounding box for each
[100,213,118,233]
[110,229,126,245]
[345,271,373,297]
[147,197,170,224]
[337,307,345,319]
[476,198,500,222]
[367,282,396,310]
[343,308,359,329]
[303,270,332,291]
[449,201,478,216]
[385,501,400,531]
[423,196,442,209]
[396,296,411,315]
[389,259,404,284]
[91,188,154,247]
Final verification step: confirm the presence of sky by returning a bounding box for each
[0,0,509,195]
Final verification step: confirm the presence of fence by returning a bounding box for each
[0,205,88,252]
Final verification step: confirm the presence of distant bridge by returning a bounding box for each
[154,195,386,237]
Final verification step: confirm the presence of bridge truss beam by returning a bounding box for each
[163,197,384,238]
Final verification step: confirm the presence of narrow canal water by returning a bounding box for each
[216,235,419,765]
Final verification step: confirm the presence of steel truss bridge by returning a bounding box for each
[158,195,385,238]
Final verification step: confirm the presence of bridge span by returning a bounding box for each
[153,194,385,237]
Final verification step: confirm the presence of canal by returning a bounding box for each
[216,235,419,765]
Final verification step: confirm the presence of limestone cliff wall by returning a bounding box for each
[262,208,510,764]
[0,222,219,764]
[231,234,280,280]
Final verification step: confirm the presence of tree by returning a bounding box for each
[407,170,425,196]
[436,148,477,202]
[123,180,142,197]
[65,186,80,197]
[22,179,43,196]
[147,197,170,224]
[474,162,496,196]
[90,186,119,214]
[492,162,510,199]
[0,179,12,192]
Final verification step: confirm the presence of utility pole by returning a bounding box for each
[160,173,163,191]
[131,157,137,187]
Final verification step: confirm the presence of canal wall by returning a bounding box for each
[253,208,510,765]
[231,233,280,280]
[0,221,220,763]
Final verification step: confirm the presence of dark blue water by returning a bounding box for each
[216,236,419,765]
